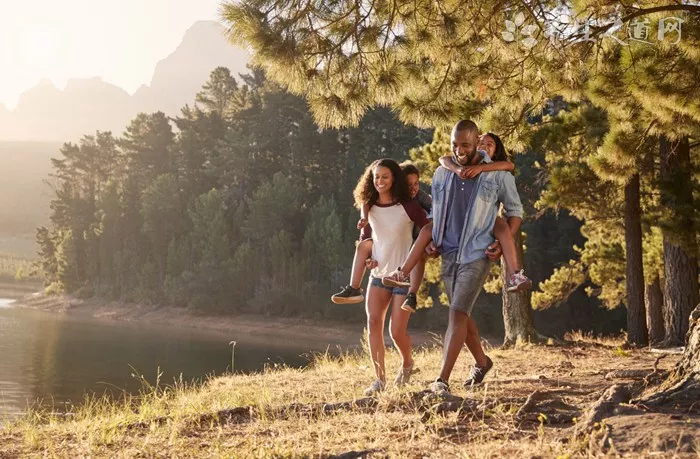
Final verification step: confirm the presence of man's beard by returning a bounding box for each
[454,149,476,166]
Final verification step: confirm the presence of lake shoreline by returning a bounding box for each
[7,291,429,349]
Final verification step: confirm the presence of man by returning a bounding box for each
[386,119,524,394]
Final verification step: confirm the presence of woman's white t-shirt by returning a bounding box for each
[360,199,429,278]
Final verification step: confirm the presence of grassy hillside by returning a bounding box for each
[1,337,695,457]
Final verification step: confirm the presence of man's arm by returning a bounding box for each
[506,215,522,237]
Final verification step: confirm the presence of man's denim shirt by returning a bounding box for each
[429,151,524,265]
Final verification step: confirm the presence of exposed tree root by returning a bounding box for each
[514,390,548,421]
[636,377,700,412]
[636,304,700,413]
[501,331,552,349]
[575,384,631,435]
[604,369,656,380]
[648,347,684,355]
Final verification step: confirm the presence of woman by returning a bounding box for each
[353,158,429,395]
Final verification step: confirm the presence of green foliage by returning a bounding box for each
[243,173,302,245]
[37,67,428,315]
[303,196,343,284]
[532,260,586,310]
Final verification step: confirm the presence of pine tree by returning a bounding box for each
[186,189,236,313]
[195,66,248,118]
[141,173,185,297]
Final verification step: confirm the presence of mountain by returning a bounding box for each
[4,78,135,142]
[134,21,251,115]
[0,21,250,142]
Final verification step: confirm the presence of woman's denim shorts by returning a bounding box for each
[368,276,409,296]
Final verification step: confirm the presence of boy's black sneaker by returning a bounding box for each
[331,285,364,304]
[463,356,493,387]
[401,293,417,313]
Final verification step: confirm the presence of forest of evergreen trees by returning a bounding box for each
[36,68,436,317]
[36,63,697,343]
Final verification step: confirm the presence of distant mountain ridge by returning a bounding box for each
[0,21,250,142]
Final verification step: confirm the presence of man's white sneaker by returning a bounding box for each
[428,378,450,396]
[364,379,385,396]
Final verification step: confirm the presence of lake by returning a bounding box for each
[0,300,351,419]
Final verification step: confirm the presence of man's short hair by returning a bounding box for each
[453,119,479,135]
[400,161,420,177]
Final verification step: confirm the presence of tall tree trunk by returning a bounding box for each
[663,242,699,345]
[624,173,648,346]
[645,275,665,345]
[659,136,699,346]
[501,230,542,347]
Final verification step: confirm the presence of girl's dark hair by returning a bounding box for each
[485,132,508,162]
[353,158,410,209]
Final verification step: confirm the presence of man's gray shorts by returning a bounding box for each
[441,252,491,316]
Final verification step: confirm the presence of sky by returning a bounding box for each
[0,0,223,109]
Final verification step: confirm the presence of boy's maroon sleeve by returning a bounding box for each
[360,223,372,241]
[402,200,429,228]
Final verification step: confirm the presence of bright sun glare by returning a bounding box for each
[16,26,59,69]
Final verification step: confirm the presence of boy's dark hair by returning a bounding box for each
[400,161,420,177]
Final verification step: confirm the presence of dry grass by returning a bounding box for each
[0,340,696,458]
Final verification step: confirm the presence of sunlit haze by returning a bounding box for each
[0,0,223,109]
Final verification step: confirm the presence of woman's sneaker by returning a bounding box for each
[364,379,385,396]
[382,270,411,288]
[394,364,416,387]
[506,270,533,292]
[401,293,417,313]
[331,285,364,304]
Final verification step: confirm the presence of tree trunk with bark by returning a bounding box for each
[501,230,544,347]
[645,275,665,345]
[641,304,700,409]
[624,173,648,346]
[659,136,699,346]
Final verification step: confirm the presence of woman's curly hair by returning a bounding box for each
[353,158,410,209]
